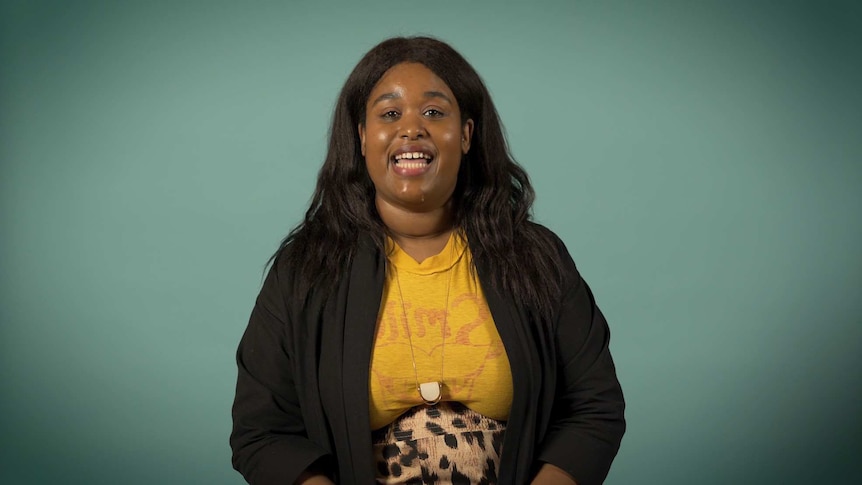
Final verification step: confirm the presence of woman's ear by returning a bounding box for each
[358,123,366,157]
[461,119,474,154]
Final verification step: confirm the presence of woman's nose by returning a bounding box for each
[400,115,426,139]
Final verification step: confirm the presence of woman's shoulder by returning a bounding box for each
[523,221,570,256]
[524,220,559,238]
[522,221,582,281]
[266,231,375,305]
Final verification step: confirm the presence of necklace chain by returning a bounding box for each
[391,238,455,406]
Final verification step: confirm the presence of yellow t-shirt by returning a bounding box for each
[369,232,513,430]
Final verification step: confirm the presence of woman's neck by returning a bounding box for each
[376,198,454,263]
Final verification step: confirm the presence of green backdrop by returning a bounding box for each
[1,1,859,483]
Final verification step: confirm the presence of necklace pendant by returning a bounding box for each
[418,382,442,405]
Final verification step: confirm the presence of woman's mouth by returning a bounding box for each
[391,151,434,176]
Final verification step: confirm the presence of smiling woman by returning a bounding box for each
[230,37,626,485]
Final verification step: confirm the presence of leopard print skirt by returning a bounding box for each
[372,402,507,484]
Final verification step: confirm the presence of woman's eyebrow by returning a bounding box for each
[423,91,452,103]
[370,91,452,107]
[371,92,400,106]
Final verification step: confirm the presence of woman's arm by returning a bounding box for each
[230,262,332,485]
[535,244,626,485]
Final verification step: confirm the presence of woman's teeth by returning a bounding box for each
[394,152,432,161]
[393,152,433,169]
[397,161,428,169]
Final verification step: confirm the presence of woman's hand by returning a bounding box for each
[531,463,578,485]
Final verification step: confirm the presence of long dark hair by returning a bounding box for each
[274,36,564,323]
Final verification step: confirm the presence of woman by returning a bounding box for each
[230,36,625,485]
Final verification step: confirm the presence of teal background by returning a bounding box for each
[1,0,860,483]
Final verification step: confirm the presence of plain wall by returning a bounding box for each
[1,0,860,483]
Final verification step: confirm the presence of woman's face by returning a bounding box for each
[359,62,473,215]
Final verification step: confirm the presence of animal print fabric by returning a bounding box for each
[372,401,507,484]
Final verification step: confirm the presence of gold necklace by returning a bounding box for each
[390,240,455,406]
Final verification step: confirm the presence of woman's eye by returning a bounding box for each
[382,110,399,119]
[424,109,444,117]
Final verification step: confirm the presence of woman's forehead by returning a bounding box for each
[367,62,454,102]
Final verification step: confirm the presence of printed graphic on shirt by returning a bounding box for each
[373,291,506,397]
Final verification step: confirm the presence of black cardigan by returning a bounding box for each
[230,229,625,484]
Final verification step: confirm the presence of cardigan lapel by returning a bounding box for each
[340,237,386,484]
[475,257,540,485]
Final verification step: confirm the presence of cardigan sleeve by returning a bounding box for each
[230,261,331,484]
[536,244,626,485]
